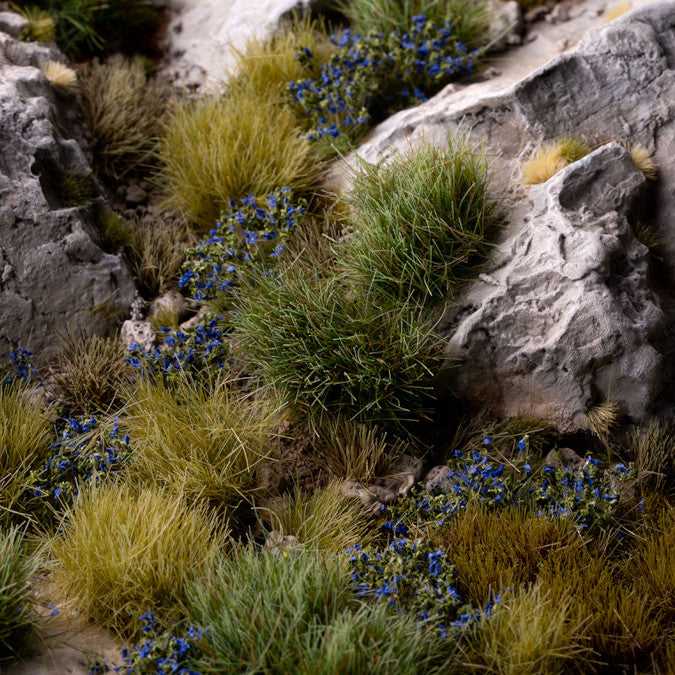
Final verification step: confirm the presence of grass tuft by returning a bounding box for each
[58,172,94,207]
[521,137,591,185]
[0,384,53,525]
[313,417,405,482]
[95,209,133,252]
[52,331,130,414]
[16,4,56,43]
[630,420,674,493]
[124,376,280,515]
[78,54,167,179]
[51,483,228,638]
[586,400,622,441]
[0,527,43,662]
[261,481,372,554]
[629,143,658,180]
[39,60,77,89]
[124,214,189,298]
[341,136,503,307]
[157,90,321,232]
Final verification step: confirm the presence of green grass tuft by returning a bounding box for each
[630,420,674,493]
[51,483,228,639]
[79,54,167,180]
[341,136,503,308]
[16,4,56,43]
[0,527,43,662]
[58,172,95,207]
[95,209,133,252]
[157,90,321,232]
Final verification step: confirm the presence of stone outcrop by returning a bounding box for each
[162,0,332,90]
[331,3,675,430]
[0,29,137,364]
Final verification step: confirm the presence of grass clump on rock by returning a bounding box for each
[158,90,320,232]
[51,483,228,638]
[79,54,167,180]
[521,136,591,185]
[341,136,503,308]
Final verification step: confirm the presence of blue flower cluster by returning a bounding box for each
[121,612,204,675]
[383,440,635,535]
[1,348,37,386]
[125,317,229,385]
[29,415,131,513]
[179,189,305,303]
[348,538,495,637]
[288,15,477,141]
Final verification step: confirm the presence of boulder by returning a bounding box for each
[0,29,137,364]
[162,0,332,91]
[330,3,675,430]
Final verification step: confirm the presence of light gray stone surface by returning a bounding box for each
[330,4,675,430]
[0,30,137,364]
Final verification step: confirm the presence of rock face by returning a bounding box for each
[332,3,675,430]
[0,30,137,364]
[163,0,331,90]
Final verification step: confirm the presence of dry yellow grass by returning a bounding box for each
[629,143,658,180]
[521,137,591,185]
[39,60,77,89]
[604,1,632,22]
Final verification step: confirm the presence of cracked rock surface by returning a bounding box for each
[0,31,137,363]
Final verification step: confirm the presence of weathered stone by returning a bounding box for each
[376,453,425,497]
[161,0,332,90]
[424,465,453,491]
[0,11,27,38]
[337,480,397,516]
[0,29,137,364]
[330,4,675,430]
[486,0,521,51]
[125,184,148,206]
[149,289,197,324]
[120,319,155,351]
[544,447,587,471]
[265,531,304,557]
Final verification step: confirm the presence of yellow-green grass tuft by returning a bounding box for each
[586,400,622,441]
[95,209,133,253]
[58,172,94,207]
[262,481,372,554]
[79,54,167,180]
[313,417,406,482]
[124,377,281,514]
[16,5,55,43]
[0,527,44,662]
[630,420,674,493]
[430,506,582,606]
[604,1,632,22]
[157,90,321,232]
[39,60,77,89]
[52,331,130,414]
[521,137,591,185]
[124,214,189,298]
[632,220,662,252]
[460,582,593,674]
[0,384,53,525]
[50,483,228,638]
[629,143,658,180]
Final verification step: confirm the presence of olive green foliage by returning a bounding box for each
[232,264,441,431]
[158,91,320,231]
[16,4,56,42]
[336,0,490,51]
[79,55,167,180]
[58,172,94,207]
[51,483,228,638]
[23,0,160,59]
[314,416,406,482]
[52,331,130,413]
[125,214,189,298]
[341,137,503,308]
[95,210,133,252]
[262,481,372,554]
[124,377,280,514]
[0,527,43,662]
[630,420,674,493]
[186,547,450,674]
[633,220,662,252]
[0,384,53,525]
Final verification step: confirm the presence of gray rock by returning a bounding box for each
[330,4,675,430]
[160,0,331,91]
[544,447,587,471]
[486,0,521,51]
[376,453,425,497]
[120,319,155,351]
[149,289,197,324]
[125,184,148,206]
[0,11,27,39]
[337,480,397,516]
[265,531,304,557]
[424,465,453,491]
[0,32,137,364]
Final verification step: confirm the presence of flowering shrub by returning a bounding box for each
[29,416,130,514]
[121,612,204,675]
[383,441,636,535]
[179,189,305,303]
[125,317,229,385]
[288,15,477,140]
[348,538,497,638]
[0,349,37,387]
